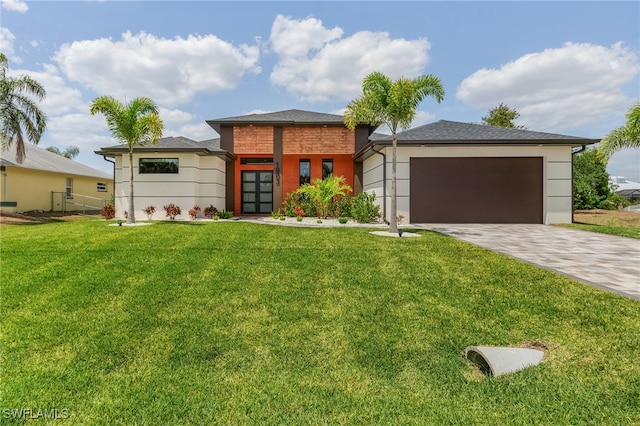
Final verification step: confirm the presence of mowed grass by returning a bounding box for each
[562,209,640,239]
[1,220,639,425]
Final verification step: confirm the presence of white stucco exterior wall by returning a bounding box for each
[113,153,226,220]
[361,145,573,224]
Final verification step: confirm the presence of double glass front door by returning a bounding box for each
[242,171,273,214]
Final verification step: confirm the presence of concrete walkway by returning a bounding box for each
[416,224,640,301]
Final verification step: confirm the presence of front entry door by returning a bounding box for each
[242,171,273,214]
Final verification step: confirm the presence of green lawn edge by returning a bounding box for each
[1,221,638,425]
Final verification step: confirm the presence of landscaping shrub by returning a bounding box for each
[163,203,181,220]
[203,205,218,219]
[283,191,316,217]
[143,205,156,220]
[332,194,352,218]
[188,205,201,220]
[296,175,352,218]
[100,204,115,220]
[338,216,349,224]
[218,210,234,219]
[351,192,381,223]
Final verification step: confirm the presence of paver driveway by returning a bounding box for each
[416,224,640,301]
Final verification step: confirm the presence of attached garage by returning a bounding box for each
[410,157,543,223]
[357,120,599,225]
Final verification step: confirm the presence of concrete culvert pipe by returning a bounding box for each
[465,346,544,377]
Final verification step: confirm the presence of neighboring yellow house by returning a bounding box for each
[0,143,113,213]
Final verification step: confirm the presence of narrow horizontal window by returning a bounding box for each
[139,158,179,174]
[240,157,274,165]
[97,182,107,192]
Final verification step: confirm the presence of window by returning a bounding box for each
[299,159,310,186]
[139,158,179,174]
[322,159,334,179]
[97,182,107,192]
[66,178,73,199]
[240,157,274,165]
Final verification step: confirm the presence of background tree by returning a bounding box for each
[90,96,163,224]
[344,71,444,233]
[481,103,525,129]
[573,148,626,210]
[0,52,47,163]
[46,145,80,159]
[598,102,640,159]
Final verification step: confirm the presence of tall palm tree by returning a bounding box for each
[0,53,47,164]
[344,71,444,233]
[90,96,163,224]
[598,102,640,160]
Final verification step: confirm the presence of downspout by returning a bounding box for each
[570,145,587,223]
[370,145,389,225]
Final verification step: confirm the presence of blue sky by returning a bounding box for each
[2,1,639,180]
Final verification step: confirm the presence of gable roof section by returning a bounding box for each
[206,109,346,132]
[95,136,233,160]
[1,143,112,179]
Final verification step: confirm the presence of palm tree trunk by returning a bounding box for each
[389,132,399,234]
[127,151,135,224]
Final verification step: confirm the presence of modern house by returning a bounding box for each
[96,109,598,224]
[96,136,230,218]
[0,143,113,213]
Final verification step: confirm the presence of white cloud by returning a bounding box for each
[159,108,218,140]
[159,107,195,128]
[173,122,218,141]
[1,0,28,13]
[456,42,640,132]
[54,31,261,107]
[269,15,431,102]
[0,27,20,64]
[10,64,86,115]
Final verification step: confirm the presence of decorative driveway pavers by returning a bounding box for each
[416,224,640,301]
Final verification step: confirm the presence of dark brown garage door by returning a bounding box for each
[410,157,543,223]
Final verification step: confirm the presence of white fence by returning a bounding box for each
[51,192,107,213]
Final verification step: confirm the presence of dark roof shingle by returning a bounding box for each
[96,136,224,155]
[207,109,345,126]
[372,120,599,144]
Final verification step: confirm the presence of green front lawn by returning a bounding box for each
[1,221,638,424]
[559,222,640,239]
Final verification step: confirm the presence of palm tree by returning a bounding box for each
[90,96,163,224]
[0,53,47,164]
[598,102,640,160]
[46,145,80,159]
[344,71,444,233]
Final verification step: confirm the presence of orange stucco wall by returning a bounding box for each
[230,125,357,215]
[281,154,354,202]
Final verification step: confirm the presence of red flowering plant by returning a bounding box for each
[293,205,306,218]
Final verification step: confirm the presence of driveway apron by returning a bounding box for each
[416,224,640,301]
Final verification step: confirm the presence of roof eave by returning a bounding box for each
[367,139,600,148]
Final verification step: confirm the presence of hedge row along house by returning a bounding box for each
[96,109,598,224]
